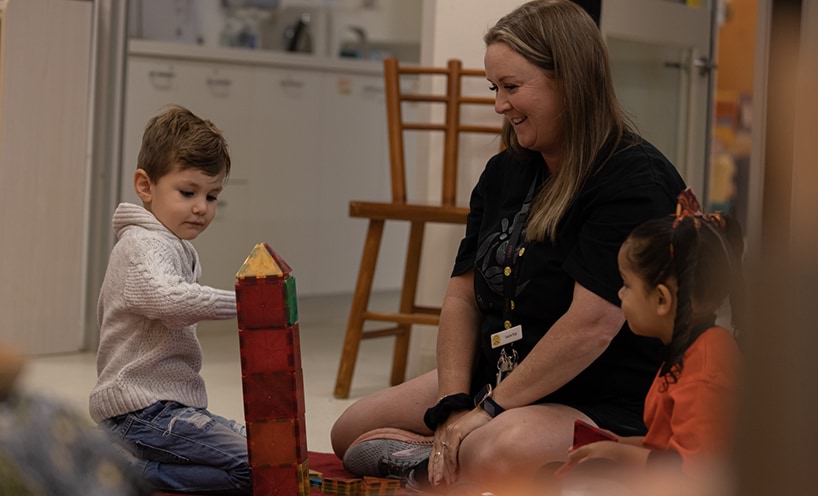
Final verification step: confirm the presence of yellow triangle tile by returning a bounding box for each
[235,243,283,279]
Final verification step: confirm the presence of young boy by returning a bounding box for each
[90,105,250,495]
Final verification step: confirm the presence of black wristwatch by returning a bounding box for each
[474,384,505,418]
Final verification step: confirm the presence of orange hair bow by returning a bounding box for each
[673,188,726,230]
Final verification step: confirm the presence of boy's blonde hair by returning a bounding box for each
[137,105,231,182]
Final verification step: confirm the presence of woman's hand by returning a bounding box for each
[564,440,650,470]
[428,408,491,486]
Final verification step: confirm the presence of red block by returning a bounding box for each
[236,277,288,329]
[239,325,302,374]
[251,462,309,496]
[572,419,618,449]
[242,370,306,421]
[246,416,308,467]
[297,408,307,458]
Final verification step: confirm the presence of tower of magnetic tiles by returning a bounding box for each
[235,243,308,495]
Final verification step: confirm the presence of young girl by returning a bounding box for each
[565,189,744,474]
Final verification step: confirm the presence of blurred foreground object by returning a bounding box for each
[0,344,24,397]
[0,369,148,494]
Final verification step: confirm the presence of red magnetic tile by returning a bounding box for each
[247,416,308,467]
[252,463,307,496]
[297,409,307,451]
[242,370,306,421]
[292,323,302,361]
[572,419,618,449]
[236,278,288,329]
[263,244,293,276]
[239,325,302,374]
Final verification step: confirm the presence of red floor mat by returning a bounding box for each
[154,451,354,495]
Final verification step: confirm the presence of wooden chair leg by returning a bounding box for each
[390,221,425,386]
[334,219,385,399]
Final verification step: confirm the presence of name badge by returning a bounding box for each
[490,325,523,349]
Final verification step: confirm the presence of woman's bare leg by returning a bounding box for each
[330,370,439,457]
[456,403,594,489]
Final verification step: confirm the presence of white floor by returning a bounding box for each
[17,292,401,454]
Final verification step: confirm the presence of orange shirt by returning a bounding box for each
[642,326,740,471]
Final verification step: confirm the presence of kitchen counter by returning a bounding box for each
[129,39,386,76]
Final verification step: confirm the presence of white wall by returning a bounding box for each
[0,0,94,354]
[407,0,524,377]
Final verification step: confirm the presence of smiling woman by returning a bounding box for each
[484,43,564,167]
[330,0,687,492]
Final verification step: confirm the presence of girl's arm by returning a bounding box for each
[581,425,644,446]
[618,436,646,446]
[564,440,651,469]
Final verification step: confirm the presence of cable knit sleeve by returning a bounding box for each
[122,238,236,329]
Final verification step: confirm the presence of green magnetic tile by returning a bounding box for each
[285,275,299,325]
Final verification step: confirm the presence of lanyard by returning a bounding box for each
[501,171,541,327]
[494,169,542,385]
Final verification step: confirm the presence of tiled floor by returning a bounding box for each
[18,292,400,454]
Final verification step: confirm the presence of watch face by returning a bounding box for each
[479,396,499,418]
[474,384,504,418]
[475,384,492,407]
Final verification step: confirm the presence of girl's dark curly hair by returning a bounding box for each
[623,213,745,388]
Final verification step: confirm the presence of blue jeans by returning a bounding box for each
[100,401,250,495]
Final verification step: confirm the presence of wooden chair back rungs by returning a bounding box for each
[334,58,502,398]
[383,58,499,206]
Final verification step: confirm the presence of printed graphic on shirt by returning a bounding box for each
[474,203,531,299]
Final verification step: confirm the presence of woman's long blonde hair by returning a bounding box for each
[485,0,634,242]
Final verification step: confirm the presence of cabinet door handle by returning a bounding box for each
[207,78,233,87]
[280,78,306,89]
[362,84,383,94]
[149,70,175,79]
[693,57,717,77]
[148,69,175,90]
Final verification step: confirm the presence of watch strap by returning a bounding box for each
[478,395,505,418]
[474,384,505,418]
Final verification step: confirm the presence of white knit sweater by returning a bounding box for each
[89,203,237,423]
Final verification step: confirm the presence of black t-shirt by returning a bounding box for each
[452,136,686,418]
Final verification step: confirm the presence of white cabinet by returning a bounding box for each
[122,48,402,296]
[0,0,93,354]
[316,73,408,294]
[239,67,324,292]
[122,57,257,189]
[122,57,258,290]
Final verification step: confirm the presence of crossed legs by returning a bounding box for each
[330,369,594,486]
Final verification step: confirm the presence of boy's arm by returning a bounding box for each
[122,246,236,329]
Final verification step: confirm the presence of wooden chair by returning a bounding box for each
[333,58,502,398]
